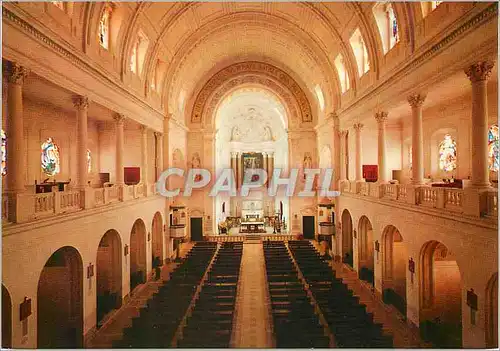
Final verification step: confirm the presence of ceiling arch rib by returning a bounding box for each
[190,61,312,129]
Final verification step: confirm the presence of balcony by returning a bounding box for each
[2,183,158,225]
[339,180,498,221]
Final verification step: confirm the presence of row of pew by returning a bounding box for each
[288,240,393,348]
[178,242,243,348]
[114,242,218,348]
[263,241,330,348]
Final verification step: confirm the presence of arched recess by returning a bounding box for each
[2,285,12,348]
[485,272,498,348]
[358,216,374,285]
[419,240,462,348]
[381,225,407,316]
[341,209,353,267]
[151,212,164,267]
[37,246,83,348]
[96,230,123,327]
[130,219,147,291]
[189,61,313,128]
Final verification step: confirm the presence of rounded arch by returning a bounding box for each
[189,61,313,128]
[485,272,498,348]
[151,211,164,268]
[96,229,123,327]
[37,246,83,348]
[130,218,148,291]
[381,225,407,316]
[357,215,374,285]
[419,240,462,347]
[341,209,353,267]
[2,284,12,348]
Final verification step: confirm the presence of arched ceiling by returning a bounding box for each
[130,2,376,125]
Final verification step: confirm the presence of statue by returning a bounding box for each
[230,126,241,141]
[262,126,273,141]
[191,153,201,168]
[302,152,313,180]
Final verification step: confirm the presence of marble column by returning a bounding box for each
[114,114,125,185]
[5,62,28,193]
[163,114,171,170]
[140,125,149,184]
[154,132,163,180]
[375,111,388,183]
[268,152,275,185]
[340,130,348,181]
[73,95,89,189]
[353,123,364,182]
[263,152,268,185]
[465,61,494,188]
[231,152,237,189]
[408,94,426,185]
[332,112,341,190]
[236,152,242,190]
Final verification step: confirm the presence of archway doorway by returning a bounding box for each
[151,212,164,268]
[130,219,147,291]
[37,246,83,348]
[419,241,462,347]
[2,285,12,348]
[358,216,374,285]
[96,230,123,327]
[381,225,407,316]
[341,209,353,267]
[485,272,498,348]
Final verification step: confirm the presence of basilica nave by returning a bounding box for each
[1,1,498,349]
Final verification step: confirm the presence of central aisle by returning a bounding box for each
[231,243,274,348]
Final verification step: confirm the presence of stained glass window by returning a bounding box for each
[431,1,442,10]
[387,4,399,48]
[52,1,64,10]
[130,44,137,73]
[99,7,110,50]
[87,149,92,173]
[41,137,60,176]
[1,129,6,176]
[438,134,457,172]
[488,125,499,172]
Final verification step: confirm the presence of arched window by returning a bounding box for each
[334,53,350,93]
[52,1,65,10]
[488,125,499,172]
[431,1,442,10]
[130,32,149,75]
[386,3,399,49]
[130,44,138,73]
[314,85,325,111]
[41,137,61,176]
[438,134,457,172]
[87,149,92,173]
[1,129,6,176]
[98,6,111,50]
[349,28,370,76]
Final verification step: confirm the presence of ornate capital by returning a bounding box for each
[407,94,427,108]
[340,130,348,137]
[154,131,163,138]
[465,61,494,83]
[165,113,173,121]
[328,112,339,120]
[230,152,238,158]
[5,62,29,85]
[113,113,126,124]
[140,124,149,134]
[375,111,388,124]
[353,123,364,132]
[72,95,89,110]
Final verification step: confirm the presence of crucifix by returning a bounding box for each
[466,288,478,325]
[408,257,415,284]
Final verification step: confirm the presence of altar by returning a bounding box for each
[240,220,265,233]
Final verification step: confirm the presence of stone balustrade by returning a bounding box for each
[340,182,496,221]
[206,234,296,242]
[3,183,160,224]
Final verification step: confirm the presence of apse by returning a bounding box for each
[214,87,289,230]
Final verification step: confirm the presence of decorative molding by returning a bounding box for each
[407,93,427,108]
[4,61,29,85]
[464,61,495,83]
[113,113,126,124]
[191,61,312,124]
[353,123,364,131]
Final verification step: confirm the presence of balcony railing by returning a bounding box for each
[340,181,497,221]
[4,183,160,224]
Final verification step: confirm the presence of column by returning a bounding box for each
[154,132,163,180]
[163,114,171,169]
[332,112,341,190]
[236,152,242,190]
[231,152,237,189]
[263,152,268,186]
[268,152,274,185]
[339,130,348,181]
[5,62,28,193]
[73,95,89,189]
[375,111,388,183]
[140,125,149,184]
[408,94,426,185]
[353,123,364,182]
[465,61,494,188]
[114,114,125,184]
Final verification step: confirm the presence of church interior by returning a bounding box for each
[1,1,498,349]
